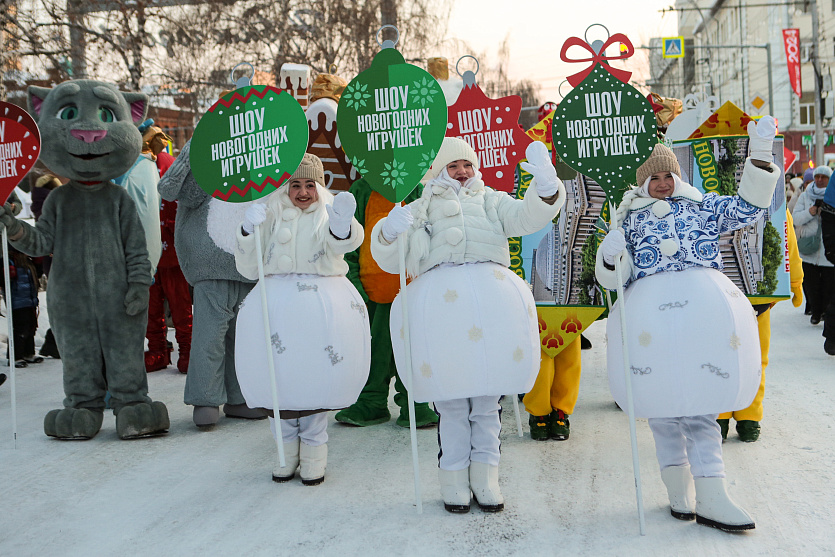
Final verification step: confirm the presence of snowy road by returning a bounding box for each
[1,299,833,556]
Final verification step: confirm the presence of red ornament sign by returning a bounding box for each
[447,68,532,193]
[0,101,40,204]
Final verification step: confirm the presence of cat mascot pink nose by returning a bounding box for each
[71,129,108,143]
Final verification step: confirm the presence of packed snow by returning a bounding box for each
[1,293,833,555]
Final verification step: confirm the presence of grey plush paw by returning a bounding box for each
[193,406,220,427]
[44,408,104,440]
[115,401,170,439]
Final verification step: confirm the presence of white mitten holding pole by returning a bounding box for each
[381,204,413,242]
[600,229,627,265]
[520,141,559,197]
[326,191,357,239]
[747,115,776,163]
[242,203,267,234]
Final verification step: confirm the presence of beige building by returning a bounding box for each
[649,0,835,171]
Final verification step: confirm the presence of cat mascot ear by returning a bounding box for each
[121,92,149,125]
[27,86,53,123]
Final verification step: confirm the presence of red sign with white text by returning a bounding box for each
[447,83,532,193]
[0,101,40,204]
[783,29,802,98]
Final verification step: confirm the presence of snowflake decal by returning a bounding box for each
[420,362,432,378]
[638,331,652,346]
[443,289,458,303]
[512,347,524,362]
[343,82,371,110]
[351,156,368,176]
[468,326,484,342]
[729,333,741,350]
[417,149,436,172]
[381,159,409,188]
[410,77,438,107]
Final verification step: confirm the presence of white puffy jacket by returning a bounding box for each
[235,184,363,279]
[792,189,832,267]
[371,177,562,277]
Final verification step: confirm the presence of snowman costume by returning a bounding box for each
[595,121,780,531]
[234,154,369,485]
[371,138,564,512]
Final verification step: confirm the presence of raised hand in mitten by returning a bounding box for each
[326,191,357,239]
[599,230,627,265]
[381,204,413,242]
[520,141,560,198]
[124,283,150,316]
[748,115,777,163]
[242,203,267,235]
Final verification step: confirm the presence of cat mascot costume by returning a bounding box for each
[0,80,170,440]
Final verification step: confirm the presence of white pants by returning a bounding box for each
[648,414,725,478]
[434,396,501,471]
[268,414,328,447]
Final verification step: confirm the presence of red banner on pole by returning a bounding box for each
[783,29,802,98]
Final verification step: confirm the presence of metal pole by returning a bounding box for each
[812,0,825,166]
[767,43,774,116]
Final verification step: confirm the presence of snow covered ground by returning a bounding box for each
[1,296,833,556]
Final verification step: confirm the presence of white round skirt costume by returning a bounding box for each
[235,274,371,412]
[606,266,761,418]
[390,262,540,403]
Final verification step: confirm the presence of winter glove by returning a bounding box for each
[599,229,627,265]
[326,191,357,239]
[520,141,559,198]
[791,281,803,308]
[747,115,777,163]
[242,203,267,235]
[381,204,413,243]
[124,283,150,316]
[0,203,22,238]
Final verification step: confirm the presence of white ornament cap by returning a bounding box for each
[652,200,672,218]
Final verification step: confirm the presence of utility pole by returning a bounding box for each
[812,0,825,166]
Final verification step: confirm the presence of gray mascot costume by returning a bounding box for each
[158,140,261,427]
[0,80,170,439]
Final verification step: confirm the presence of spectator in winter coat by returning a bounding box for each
[2,246,42,367]
[792,165,832,325]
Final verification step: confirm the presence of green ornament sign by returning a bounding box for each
[190,85,309,202]
[338,47,448,203]
[552,64,657,204]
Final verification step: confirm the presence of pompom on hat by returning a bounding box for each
[289,153,325,186]
[636,143,681,187]
[803,167,815,182]
[425,137,478,180]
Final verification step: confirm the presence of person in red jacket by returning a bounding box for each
[142,125,193,373]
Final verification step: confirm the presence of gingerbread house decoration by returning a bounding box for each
[278,63,311,109]
[307,96,357,192]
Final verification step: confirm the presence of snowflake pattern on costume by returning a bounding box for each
[420,362,432,378]
[638,331,652,346]
[468,326,484,342]
[631,365,652,375]
[324,346,343,365]
[658,300,689,311]
[512,347,524,362]
[297,282,318,292]
[625,193,764,282]
[493,269,506,281]
[729,333,741,350]
[443,289,458,303]
[271,333,286,354]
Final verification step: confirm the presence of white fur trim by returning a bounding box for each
[208,198,255,254]
[652,200,672,218]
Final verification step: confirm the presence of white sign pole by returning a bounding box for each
[3,228,17,448]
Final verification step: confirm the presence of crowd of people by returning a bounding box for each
[0,79,811,534]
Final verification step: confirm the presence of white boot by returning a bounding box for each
[469,461,504,512]
[272,439,300,483]
[694,477,755,531]
[439,468,471,513]
[660,465,696,520]
[299,442,327,486]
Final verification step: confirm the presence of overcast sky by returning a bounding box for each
[446,0,679,101]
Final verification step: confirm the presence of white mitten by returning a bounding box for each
[326,191,357,239]
[748,115,776,163]
[520,141,559,197]
[242,203,267,234]
[599,229,627,265]
[381,204,413,242]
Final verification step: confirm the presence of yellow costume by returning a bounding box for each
[523,336,581,440]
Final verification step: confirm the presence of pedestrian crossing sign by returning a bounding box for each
[662,37,685,59]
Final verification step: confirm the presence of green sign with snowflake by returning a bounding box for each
[551,65,657,204]
[337,47,447,203]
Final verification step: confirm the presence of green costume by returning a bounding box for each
[336,178,437,428]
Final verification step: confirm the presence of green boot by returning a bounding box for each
[549,409,570,441]
[735,420,760,442]
[396,403,439,428]
[335,402,391,427]
[717,418,730,441]
[529,414,550,441]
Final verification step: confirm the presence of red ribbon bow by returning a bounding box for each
[560,33,635,87]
